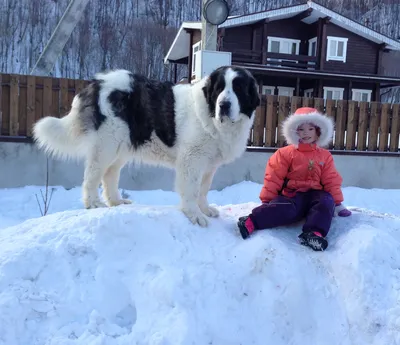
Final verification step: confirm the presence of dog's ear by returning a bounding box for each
[249,80,260,110]
[202,77,212,103]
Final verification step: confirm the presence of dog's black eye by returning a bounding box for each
[232,79,245,96]
[214,80,225,93]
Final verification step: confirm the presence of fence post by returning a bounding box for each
[379,103,390,152]
[277,96,290,147]
[389,104,399,152]
[368,101,380,151]
[346,100,357,150]
[265,95,277,147]
[357,101,369,151]
[252,95,266,147]
[9,75,19,136]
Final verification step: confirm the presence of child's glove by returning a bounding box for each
[334,203,352,217]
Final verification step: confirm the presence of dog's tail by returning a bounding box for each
[33,97,90,161]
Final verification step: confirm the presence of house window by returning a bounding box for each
[304,88,314,98]
[352,89,372,102]
[326,36,348,62]
[267,37,300,55]
[323,86,344,100]
[192,41,201,76]
[277,86,295,97]
[262,86,275,95]
[308,37,317,56]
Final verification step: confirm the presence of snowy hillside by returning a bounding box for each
[1,182,400,345]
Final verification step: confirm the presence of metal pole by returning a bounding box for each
[201,0,218,51]
[30,0,90,76]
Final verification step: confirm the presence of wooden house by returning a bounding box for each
[164,0,400,103]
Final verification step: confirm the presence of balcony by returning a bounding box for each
[223,48,318,70]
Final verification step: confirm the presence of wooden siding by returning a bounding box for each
[192,30,201,45]
[324,23,379,75]
[222,26,253,51]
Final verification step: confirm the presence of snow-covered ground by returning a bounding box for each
[1,181,400,345]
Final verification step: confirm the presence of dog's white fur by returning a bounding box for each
[33,68,256,227]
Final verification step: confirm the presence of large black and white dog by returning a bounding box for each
[33,66,260,227]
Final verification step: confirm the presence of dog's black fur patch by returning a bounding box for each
[76,72,176,149]
[77,81,106,131]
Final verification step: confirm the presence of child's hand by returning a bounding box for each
[334,203,352,217]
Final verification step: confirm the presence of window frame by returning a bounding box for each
[191,41,202,76]
[326,36,348,62]
[262,85,275,95]
[351,88,372,102]
[323,86,345,100]
[277,86,295,97]
[304,88,314,98]
[308,37,318,57]
[267,36,301,55]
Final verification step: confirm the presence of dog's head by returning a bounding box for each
[202,66,260,123]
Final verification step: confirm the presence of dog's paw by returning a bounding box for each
[84,199,108,209]
[108,199,133,207]
[200,204,219,218]
[181,207,209,227]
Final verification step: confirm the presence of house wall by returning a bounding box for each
[192,30,201,45]
[324,23,379,75]
[222,26,253,51]
[1,142,400,191]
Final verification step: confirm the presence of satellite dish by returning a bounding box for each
[203,0,230,26]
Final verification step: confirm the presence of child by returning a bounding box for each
[237,107,351,251]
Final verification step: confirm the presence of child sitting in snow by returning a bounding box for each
[237,107,351,251]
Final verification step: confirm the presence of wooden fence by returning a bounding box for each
[0,73,399,153]
[249,95,400,152]
[0,73,89,137]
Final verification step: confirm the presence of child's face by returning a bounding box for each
[296,123,318,144]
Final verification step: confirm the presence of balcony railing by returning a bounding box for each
[265,52,318,69]
[223,48,318,70]
[227,49,262,64]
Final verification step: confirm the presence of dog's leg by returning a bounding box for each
[82,155,108,209]
[175,156,209,227]
[101,158,132,206]
[198,168,219,218]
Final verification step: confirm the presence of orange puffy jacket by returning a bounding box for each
[260,143,344,205]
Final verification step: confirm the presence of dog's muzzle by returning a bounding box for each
[218,101,231,120]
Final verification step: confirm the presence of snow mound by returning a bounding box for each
[1,202,400,345]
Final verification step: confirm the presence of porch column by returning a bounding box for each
[347,81,352,100]
[374,83,381,102]
[317,79,323,98]
[296,77,300,96]
[317,17,330,70]
[261,19,268,65]
[218,28,225,51]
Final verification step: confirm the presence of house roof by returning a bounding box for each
[164,0,400,64]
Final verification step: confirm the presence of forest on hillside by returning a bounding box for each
[0,0,399,94]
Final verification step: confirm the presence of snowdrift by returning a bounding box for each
[0,184,400,345]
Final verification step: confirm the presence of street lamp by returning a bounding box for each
[203,0,230,25]
[201,0,230,51]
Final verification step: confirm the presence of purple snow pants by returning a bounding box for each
[249,190,335,237]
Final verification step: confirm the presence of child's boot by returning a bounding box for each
[237,216,255,239]
[298,231,328,251]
